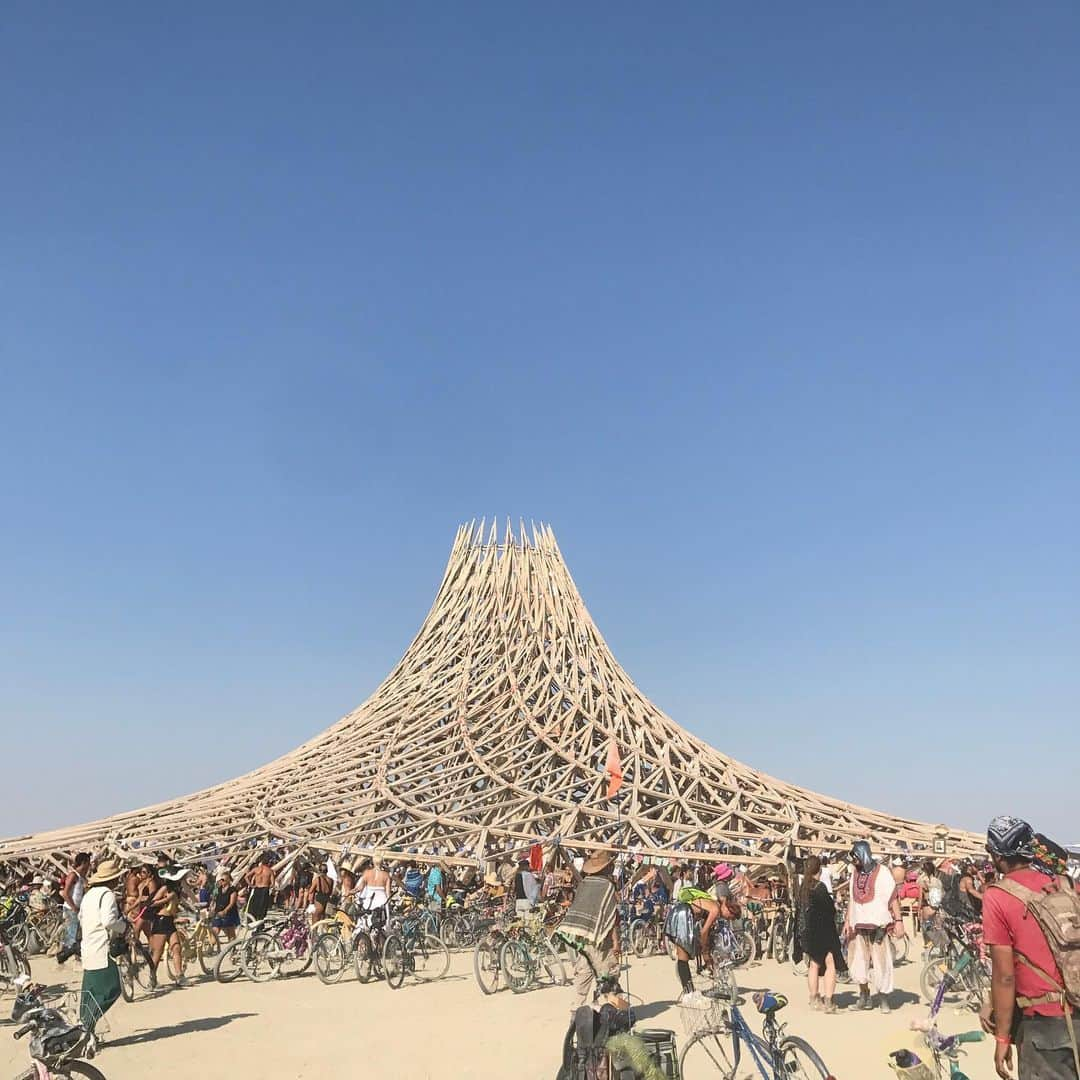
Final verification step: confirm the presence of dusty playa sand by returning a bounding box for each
[1,949,998,1079]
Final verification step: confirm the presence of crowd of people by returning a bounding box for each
[2,814,1077,1079]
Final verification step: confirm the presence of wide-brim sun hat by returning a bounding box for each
[582,849,614,875]
[713,862,734,881]
[87,858,124,886]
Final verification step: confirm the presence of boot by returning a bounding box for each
[859,988,872,1010]
[809,995,823,1010]
[823,998,838,1014]
[879,995,891,1014]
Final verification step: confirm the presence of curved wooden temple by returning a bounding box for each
[0,520,980,869]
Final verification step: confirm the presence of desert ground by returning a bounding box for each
[0,933,998,1080]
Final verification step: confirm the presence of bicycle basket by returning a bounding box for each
[63,990,110,1039]
[677,987,729,1040]
[888,1063,935,1080]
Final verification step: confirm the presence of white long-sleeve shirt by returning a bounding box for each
[79,886,126,971]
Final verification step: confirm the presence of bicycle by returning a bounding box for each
[498,915,567,994]
[473,922,509,994]
[890,970,985,1079]
[1,930,32,997]
[382,912,449,990]
[630,905,672,959]
[705,918,756,971]
[175,909,222,977]
[680,968,834,1078]
[919,918,988,1012]
[213,911,286,983]
[10,979,105,1080]
[115,928,157,1002]
[246,910,313,982]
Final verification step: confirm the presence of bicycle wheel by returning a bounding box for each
[730,928,756,966]
[52,1063,108,1080]
[278,937,313,977]
[214,939,245,983]
[117,955,135,1002]
[244,934,282,983]
[166,935,187,982]
[314,933,348,984]
[920,956,951,1004]
[473,932,503,995]
[539,935,567,987]
[383,934,405,989]
[679,1027,737,1078]
[197,927,222,976]
[440,913,462,950]
[413,932,450,982]
[778,1035,832,1078]
[630,918,653,958]
[353,932,376,983]
[500,939,532,993]
[135,948,157,991]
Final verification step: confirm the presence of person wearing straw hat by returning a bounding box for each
[78,857,127,1038]
[560,849,621,1013]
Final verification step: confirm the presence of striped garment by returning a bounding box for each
[559,875,617,947]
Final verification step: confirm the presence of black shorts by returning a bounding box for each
[151,914,176,937]
[247,886,271,921]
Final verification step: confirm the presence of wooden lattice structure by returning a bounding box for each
[0,521,979,870]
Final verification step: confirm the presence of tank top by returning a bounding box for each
[66,874,85,913]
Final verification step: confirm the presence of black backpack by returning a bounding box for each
[558,1006,634,1080]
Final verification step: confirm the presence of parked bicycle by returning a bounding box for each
[498,916,566,994]
[919,917,988,1012]
[890,969,985,1079]
[679,966,834,1078]
[382,912,449,989]
[10,979,105,1080]
[246,909,313,982]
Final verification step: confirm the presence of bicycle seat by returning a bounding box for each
[752,991,788,1016]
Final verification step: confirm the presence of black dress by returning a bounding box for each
[800,881,844,968]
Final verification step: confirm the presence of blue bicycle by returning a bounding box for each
[679,981,834,1078]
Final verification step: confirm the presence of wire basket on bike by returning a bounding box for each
[677,985,730,1041]
[63,989,111,1039]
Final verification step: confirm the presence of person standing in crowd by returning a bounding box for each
[982,815,1079,1080]
[402,861,425,900]
[358,854,392,912]
[211,869,240,941]
[426,861,447,913]
[148,867,185,985]
[560,850,621,1015]
[845,840,905,1013]
[56,851,90,965]
[918,859,945,946]
[309,863,334,921]
[960,860,985,915]
[512,858,540,915]
[246,854,275,922]
[77,858,126,1039]
[797,856,844,1014]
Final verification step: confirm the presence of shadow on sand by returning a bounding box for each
[107,1012,256,1048]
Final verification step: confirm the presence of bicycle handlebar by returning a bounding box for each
[955,1031,985,1044]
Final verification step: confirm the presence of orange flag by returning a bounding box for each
[604,740,624,800]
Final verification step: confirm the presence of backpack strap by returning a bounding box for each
[1013,951,1080,1077]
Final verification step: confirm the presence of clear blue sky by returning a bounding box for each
[3,4,1078,843]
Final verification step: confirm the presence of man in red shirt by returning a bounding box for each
[982,815,1078,1080]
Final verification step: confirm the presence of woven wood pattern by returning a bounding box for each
[0,521,978,868]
